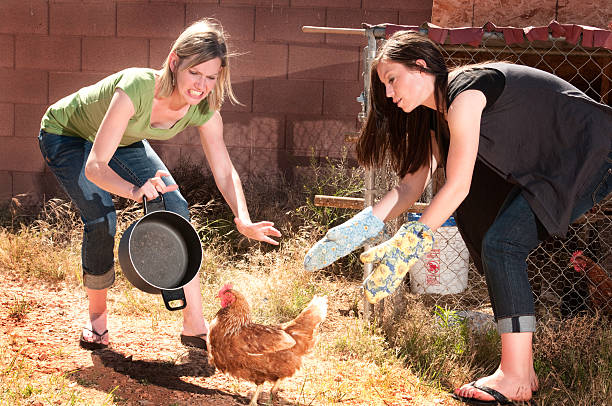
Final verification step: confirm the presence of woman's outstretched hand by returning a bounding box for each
[361,221,434,304]
[234,218,282,245]
[303,207,386,271]
[131,170,178,202]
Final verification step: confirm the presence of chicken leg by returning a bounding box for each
[250,384,263,406]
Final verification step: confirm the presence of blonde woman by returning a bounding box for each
[39,19,281,350]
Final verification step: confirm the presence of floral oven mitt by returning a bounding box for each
[304,207,385,271]
[361,221,434,304]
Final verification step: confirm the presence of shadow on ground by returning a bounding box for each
[67,347,253,404]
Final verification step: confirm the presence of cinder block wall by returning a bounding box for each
[0,0,433,203]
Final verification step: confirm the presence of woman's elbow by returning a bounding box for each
[84,160,101,182]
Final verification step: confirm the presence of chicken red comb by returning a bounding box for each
[570,250,584,271]
[219,283,233,295]
[570,250,583,263]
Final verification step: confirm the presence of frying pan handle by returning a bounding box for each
[143,194,167,215]
[161,288,187,311]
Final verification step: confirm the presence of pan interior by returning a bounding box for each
[130,219,189,289]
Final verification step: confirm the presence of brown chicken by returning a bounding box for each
[206,284,328,405]
[571,250,612,316]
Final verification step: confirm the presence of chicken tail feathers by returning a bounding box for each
[284,295,328,335]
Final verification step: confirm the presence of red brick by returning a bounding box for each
[222,77,252,112]
[117,3,186,38]
[222,112,285,148]
[326,8,399,46]
[149,143,184,172]
[39,172,64,198]
[0,172,12,201]
[150,39,175,69]
[221,112,251,147]
[0,137,46,172]
[12,172,47,199]
[220,0,289,6]
[14,104,48,139]
[249,148,283,176]
[49,72,109,104]
[83,37,149,72]
[0,0,48,35]
[167,126,201,147]
[249,114,285,148]
[399,10,434,26]
[231,41,288,78]
[0,35,15,68]
[186,5,255,41]
[0,69,48,104]
[288,44,360,81]
[253,78,322,114]
[292,0,360,7]
[226,146,250,176]
[286,115,357,157]
[16,36,81,71]
[363,0,433,11]
[255,7,325,44]
[50,2,116,37]
[0,104,15,137]
[323,80,362,116]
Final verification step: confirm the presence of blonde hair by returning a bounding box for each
[158,18,239,110]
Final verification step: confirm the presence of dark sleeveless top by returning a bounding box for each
[446,62,611,238]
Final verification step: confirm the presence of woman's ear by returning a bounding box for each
[168,52,179,73]
[415,59,428,70]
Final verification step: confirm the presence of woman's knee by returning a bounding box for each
[82,212,117,276]
[161,190,190,220]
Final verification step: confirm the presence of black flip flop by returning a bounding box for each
[180,333,207,350]
[452,381,515,405]
[79,327,109,350]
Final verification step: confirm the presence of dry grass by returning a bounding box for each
[1,157,610,405]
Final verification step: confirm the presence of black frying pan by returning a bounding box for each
[118,195,202,311]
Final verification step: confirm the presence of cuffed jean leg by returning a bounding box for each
[481,188,540,334]
[38,131,116,289]
[482,151,612,335]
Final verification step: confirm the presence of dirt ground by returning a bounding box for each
[1,270,455,406]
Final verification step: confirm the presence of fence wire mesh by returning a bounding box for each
[369,32,612,323]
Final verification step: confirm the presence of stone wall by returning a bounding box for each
[432,0,611,29]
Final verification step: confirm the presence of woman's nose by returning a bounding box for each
[385,83,394,98]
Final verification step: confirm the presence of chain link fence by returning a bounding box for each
[368,29,612,323]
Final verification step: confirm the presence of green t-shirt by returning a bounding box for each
[41,68,214,146]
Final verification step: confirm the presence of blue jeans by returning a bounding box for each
[481,152,612,334]
[38,130,189,290]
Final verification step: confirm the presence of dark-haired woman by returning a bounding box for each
[305,30,611,404]
[39,19,281,351]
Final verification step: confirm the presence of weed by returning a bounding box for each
[8,296,31,321]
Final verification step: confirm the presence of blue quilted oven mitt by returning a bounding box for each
[304,207,385,271]
[361,221,434,303]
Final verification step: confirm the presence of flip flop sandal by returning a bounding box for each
[452,381,516,405]
[180,333,207,350]
[79,327,109,350]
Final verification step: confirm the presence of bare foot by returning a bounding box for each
[454,369,533,402]
[81,312,109,346]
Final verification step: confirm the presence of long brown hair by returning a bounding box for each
[158,18,239,110]
[357,31,450,178]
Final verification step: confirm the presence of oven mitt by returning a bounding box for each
[304,207,385,271]
[361,221,434,303]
